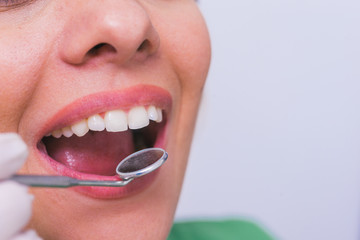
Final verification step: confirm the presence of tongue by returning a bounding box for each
[44,131,134,176]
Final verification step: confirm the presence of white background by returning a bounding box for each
[175,1,360,240]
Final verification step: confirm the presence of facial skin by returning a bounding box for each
[0,0,210,239]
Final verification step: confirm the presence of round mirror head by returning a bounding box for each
[116,148,168,180]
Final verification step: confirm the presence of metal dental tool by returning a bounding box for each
[10,148,168,188]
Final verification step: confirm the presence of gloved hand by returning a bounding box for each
[0,133,42,240]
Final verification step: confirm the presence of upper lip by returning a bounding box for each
[36,84,172,142]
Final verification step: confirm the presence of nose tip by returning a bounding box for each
[59,1,160,66]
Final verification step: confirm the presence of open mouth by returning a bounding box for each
[37,105,166,177]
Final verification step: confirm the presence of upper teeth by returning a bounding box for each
[50,105,163,138]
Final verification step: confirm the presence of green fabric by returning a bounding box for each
[167,219,274,240]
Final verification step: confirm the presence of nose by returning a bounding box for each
[59,0,160,65]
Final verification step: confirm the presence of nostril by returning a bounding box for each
[137,40,150,52]
[88,43,117,57]
[93,43,106,50]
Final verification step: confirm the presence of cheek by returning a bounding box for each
[153,4,211,96]
[166,10,211,95]
[157,5,211,165]
[0,33,47,131]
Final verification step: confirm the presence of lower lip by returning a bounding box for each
[35,135,166,199]
[35,116,167,199]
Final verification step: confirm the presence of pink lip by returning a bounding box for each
[37,85,172,139]
[34,84,172,199]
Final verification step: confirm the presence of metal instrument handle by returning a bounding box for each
[10,174,133,188]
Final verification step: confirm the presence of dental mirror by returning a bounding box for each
[116,148,167,180]
[10,148,168,188]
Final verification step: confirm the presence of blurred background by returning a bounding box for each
[174,0,360,239]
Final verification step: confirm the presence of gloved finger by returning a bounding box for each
[0,181,33,240]
[0,133,28,179]
[9,230,42,240]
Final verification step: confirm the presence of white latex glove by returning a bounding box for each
[0,133,42,240]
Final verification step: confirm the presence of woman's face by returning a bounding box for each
[0,0,210,239]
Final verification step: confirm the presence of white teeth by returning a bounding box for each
[49,106,163,138]
[87,114,105,131]
[128,106,150,130]
[156,108,163,123]
[104,110,128,132]
[51,129,62,138]
[71,119,89,137]
[62,126,74,138]
[147,105,158,121]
